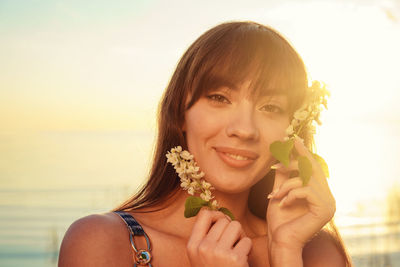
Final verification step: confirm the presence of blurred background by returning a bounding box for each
[1,0,399,266]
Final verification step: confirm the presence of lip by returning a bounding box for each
[214,146,259,168]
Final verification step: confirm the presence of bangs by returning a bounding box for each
[186,23,307,113]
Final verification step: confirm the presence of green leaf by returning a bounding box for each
[269,139,294,167]
[312,153,329,178]
[298,156,313,186]
[218,207,235,221]
[184,196,208,218]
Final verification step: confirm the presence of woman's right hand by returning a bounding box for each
[186,208,252,267]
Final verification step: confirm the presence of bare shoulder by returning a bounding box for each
[303,230,348,267]
[58,212,133,267]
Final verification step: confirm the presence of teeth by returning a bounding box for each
[225,153,250,161]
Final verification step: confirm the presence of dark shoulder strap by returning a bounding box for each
[114,211,145,236]
[114,211,152,267]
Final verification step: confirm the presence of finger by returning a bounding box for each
[293,136,326,180]
[283,202,336,243]
[272,160,294,188]
[217,221,245,248]
[269,177,303,200]
[270,172,288,204]
[205,217,230,242]
[279,186,317,208]
[188,209,227,246]
[293,136,313,158]
[232,236,252,256]
[271,160,299,173]
[271,160,298,194]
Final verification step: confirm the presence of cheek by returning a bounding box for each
[259,117,290,144]
[277,118,290,138]
[184,105,221,149]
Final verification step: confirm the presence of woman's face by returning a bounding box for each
[183,80,290,194]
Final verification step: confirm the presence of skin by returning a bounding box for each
[266,137,339,266]
[58,81,346,267]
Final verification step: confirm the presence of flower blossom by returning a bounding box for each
[284,81,329,140]
[166,146,218,208]
[294,110,308,121]
[285,125,294,136]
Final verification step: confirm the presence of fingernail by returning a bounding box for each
[271,164,281,170]
[267,189,278,199]
[294,134,304,144]
[224,214,232,221]
[278,196,287,207]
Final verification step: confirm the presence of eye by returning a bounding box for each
[260,104,283,114]
[207,94,231,104]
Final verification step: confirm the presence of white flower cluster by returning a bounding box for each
[166,146,218,209]
[284,81,329,141]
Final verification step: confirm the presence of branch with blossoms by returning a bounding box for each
[166,146,235,220]
[269,81,330,186]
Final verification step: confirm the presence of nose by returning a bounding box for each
[225,102,259,141]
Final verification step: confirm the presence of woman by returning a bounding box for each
[59,21,352,266]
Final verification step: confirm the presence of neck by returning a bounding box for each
[212,189,251,221]
[143,188,255,239]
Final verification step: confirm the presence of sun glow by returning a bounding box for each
[258,1,400,219]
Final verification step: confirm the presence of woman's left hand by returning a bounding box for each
[266,137,336,261]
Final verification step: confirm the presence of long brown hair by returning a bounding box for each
[116,21,309,211]
[115,21,352,265]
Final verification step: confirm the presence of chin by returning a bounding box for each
[205,176,255,195]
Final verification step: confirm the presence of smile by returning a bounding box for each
[214,147,259,168]
[224,153,250,161]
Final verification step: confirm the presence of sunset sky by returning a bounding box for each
[1,0,400,217]
[2,0,399,132]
